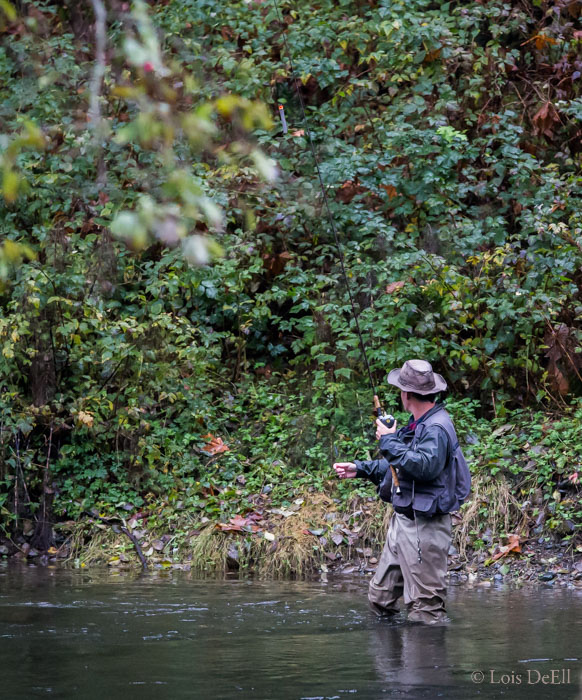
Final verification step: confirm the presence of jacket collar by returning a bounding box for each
[407,401,446,429]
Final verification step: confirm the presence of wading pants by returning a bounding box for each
[368,511,452,624]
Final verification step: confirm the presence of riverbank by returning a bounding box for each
[2,474,580,587]
[1,401,581,584]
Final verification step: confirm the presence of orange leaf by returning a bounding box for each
[291,129,305,137]
[532,101,560,138]
[201,433,229,456]
[491,534,522,562]
[386,281,405,294]
[424,48,441,62]
[216,514,263,533]
[534,34,558,50]
[521,34,558,51]
[381,184,398,199]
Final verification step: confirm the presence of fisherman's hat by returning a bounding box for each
[387,359,447,394]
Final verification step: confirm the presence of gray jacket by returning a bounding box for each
[354,403,468,516]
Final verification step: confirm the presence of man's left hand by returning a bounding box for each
[376,418,397,440]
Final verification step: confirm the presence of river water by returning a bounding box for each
[0,564,580,699]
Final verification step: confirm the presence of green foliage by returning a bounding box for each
[0,0,580,545]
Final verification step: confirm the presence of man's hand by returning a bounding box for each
[333,462,357,479]
[376,418,397,440]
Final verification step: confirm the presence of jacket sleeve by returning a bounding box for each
[377,425,449,482]
[353,457,390,486]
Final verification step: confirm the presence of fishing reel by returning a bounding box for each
[373,395,395,430]
[378,413,395,430]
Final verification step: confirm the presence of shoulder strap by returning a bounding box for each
[420,410,460,453]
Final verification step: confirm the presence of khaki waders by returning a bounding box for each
[368,511,452,624]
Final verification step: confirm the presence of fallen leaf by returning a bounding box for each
[269,507,297,518]
[532,100,560,139]
[485,534,522,565]
[200,433,229,456]
[522,33,559,51]
[216,513,263,533]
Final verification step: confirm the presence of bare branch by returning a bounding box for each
[88,0,107,187]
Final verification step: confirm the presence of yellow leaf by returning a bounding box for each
[4,240,21,262]
[215,94,241,117]
[22,121,45,149]
[0,0,17,21]
[111,85,140,98]
[2,167,19,203]
[77,410,94,427]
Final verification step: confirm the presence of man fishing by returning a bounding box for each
[333,359,471,625]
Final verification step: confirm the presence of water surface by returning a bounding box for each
[0,564,580,699]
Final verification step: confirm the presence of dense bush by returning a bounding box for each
[0,0,580,547]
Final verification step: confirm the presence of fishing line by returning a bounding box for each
[271,0,377,399]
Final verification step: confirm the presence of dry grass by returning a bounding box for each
[58,478,532,576]
[186,493,334,577]
[453,472,529,559]
[184,492,391,577]
[65,523,123,566]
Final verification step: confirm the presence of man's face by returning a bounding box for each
[400,390,409,412]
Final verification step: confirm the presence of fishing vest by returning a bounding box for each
[381,406,472,515]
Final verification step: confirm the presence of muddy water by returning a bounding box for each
[0,564,580,699]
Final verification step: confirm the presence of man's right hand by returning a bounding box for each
[333,462,357,479]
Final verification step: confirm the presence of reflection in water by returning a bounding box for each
[0,564,580,699]
[370,621,453,693]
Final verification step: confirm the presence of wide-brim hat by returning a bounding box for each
[387,359,447,394]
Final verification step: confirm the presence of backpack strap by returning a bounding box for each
[421,410,458,448]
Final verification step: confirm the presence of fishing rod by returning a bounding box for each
[271,0,401,493]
